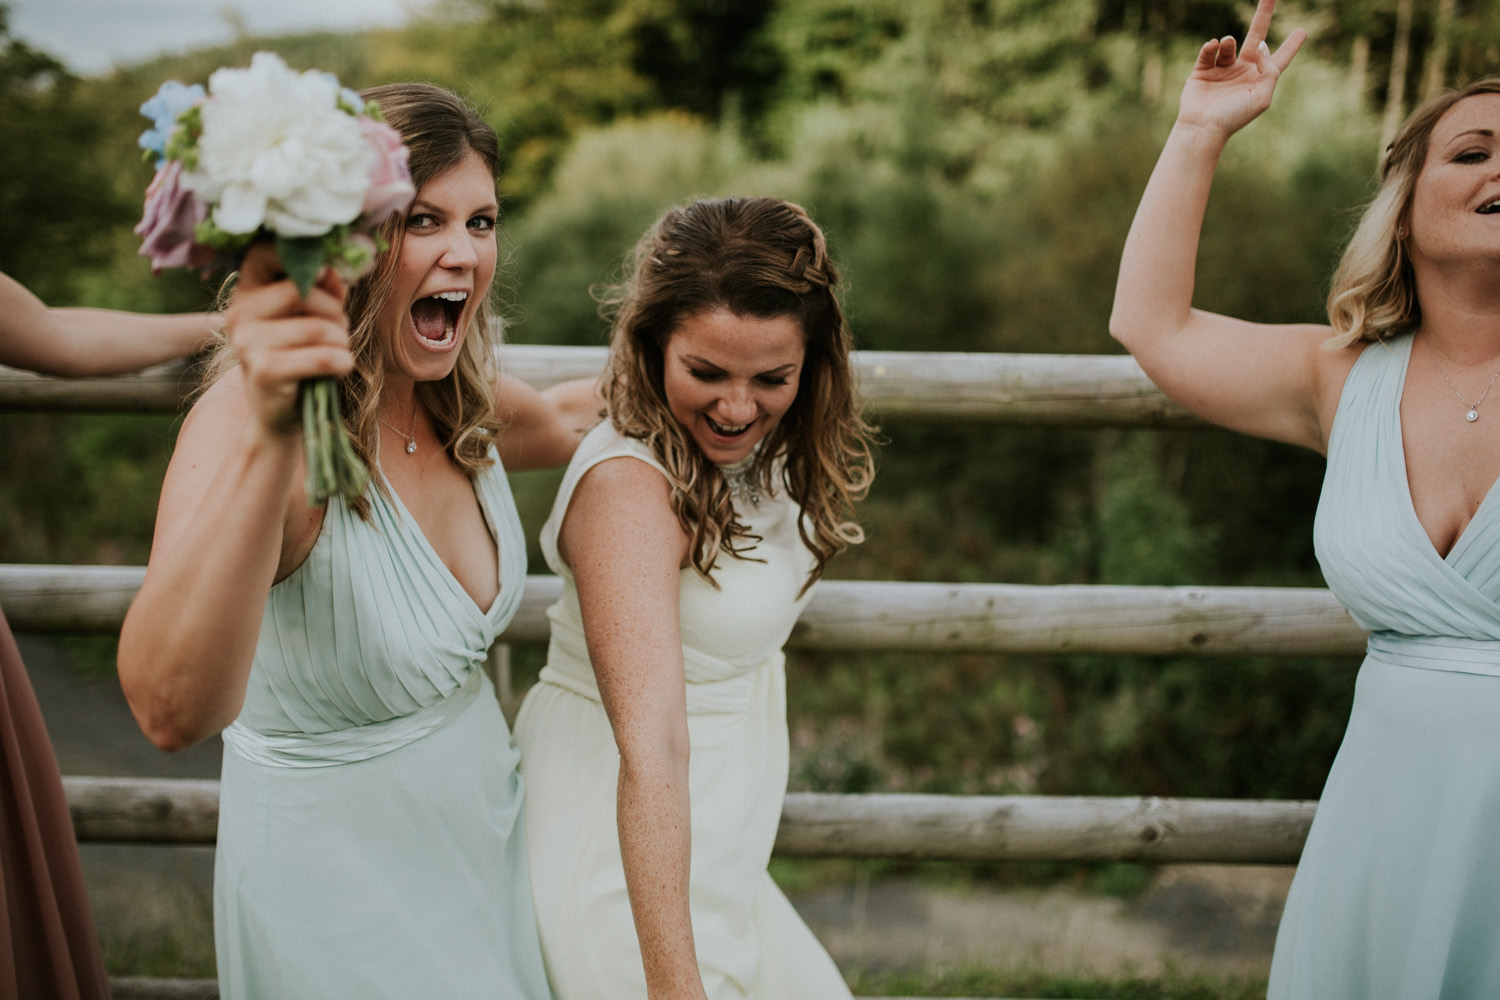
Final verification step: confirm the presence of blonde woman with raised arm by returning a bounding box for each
[0,271,215,1000]
[117,84,599,999]
[514,196,876,1000]
[1112,0,1500,993]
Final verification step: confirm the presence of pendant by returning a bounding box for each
[1468,409,1480,423]
[405,439,418,454]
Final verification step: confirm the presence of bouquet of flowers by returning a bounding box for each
[135,52,416,503]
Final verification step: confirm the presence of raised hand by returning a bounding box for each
[1177,0,1307,139]
[225,242,353,437]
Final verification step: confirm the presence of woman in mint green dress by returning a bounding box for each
[1113,0,1500,994]
[118,84,598,998]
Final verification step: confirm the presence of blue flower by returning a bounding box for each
[315,71,364,114]
[138,81,206,164]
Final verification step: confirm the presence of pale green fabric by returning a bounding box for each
[1270,333,1500,998]
[514,422,852,999]
[214,452,553,1000]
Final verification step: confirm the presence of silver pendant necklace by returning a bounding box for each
[722,465,762,506]
[1421,336,1500,423]
[378,413,418,454]
[718,446,763,507]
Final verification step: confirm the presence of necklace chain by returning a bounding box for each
[378,412,418,454]
[1421,337,1500,423]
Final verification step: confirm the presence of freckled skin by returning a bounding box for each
[661,309,806,467]
[557,309,806,999]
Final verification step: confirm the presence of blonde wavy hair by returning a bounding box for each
[1327,77,1500,348]
[202,82,503,518]
[599,197,877,593]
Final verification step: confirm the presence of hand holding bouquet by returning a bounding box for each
[136,53,415,503]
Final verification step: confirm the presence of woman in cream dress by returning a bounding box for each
[515,197,876,999]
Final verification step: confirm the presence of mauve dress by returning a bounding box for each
[0,606,110,1000]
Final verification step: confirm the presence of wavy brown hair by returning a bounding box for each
[600,196,877,592]
[1327,78,1500,347]
[203,82,503,518]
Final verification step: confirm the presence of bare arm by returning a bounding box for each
[1108,0,1349,451]
[117,246,352,751]
[560,457,706,1000]
[494,371,604,471]
[0,271,217,376]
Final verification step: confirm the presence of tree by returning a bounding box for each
[0,4,135,302]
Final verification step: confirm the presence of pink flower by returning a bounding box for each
[358,117,415,226]
[135,161,213,273]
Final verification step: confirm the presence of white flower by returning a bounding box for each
[184,52,372,237]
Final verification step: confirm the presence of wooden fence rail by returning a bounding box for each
[0,346,1204,426]
[2,564,1368,656]
[63,776,1315,865]
[14,348,1326,999]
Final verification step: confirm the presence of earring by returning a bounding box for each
[1398,225,1408,239]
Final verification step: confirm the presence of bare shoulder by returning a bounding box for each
[174,369,283,473]
[561,455,686,570]
[570,455,677,530]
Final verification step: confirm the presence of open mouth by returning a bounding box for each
[706,415,751,438]
[410,291,467,348]
[1478,198,1500,215]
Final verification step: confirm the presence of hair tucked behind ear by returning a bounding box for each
[599,196,877,593]
[200,82,504,518]
[1327,77,1500,348]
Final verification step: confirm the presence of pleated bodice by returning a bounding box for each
[1315,333,1500,672]
[224,450,526,764]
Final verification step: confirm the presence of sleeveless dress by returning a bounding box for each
[214,453,553,1000]
[0,606,110,1000]
[1269,333,1500,997]
[513,422,852,1000]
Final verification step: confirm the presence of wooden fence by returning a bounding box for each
[3,347,1358,997]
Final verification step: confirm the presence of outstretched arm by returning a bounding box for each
[118,245,352,751]
[494,371,604,471]
[0,271,216,377]
[560,456,707,1000]
[1109,0,1346,451]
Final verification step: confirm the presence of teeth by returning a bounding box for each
[707,417,749,435]
[433,291,467,302]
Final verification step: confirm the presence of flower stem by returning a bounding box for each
[300,377,369,504]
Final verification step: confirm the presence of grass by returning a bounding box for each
[850,965,1267,998]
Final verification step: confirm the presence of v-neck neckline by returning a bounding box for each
[1391,335,1500,565]
[382,469,504,619]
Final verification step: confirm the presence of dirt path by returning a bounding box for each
[796,865,1289,979]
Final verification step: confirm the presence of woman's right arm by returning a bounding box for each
[1108,0,1342,451]
[559,456,707,1000]
[117,246,353,752]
